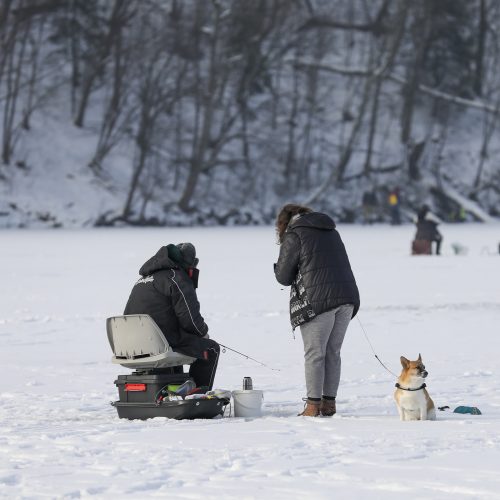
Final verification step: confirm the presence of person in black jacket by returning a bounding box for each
[413,205,442,255]
[274,204,360,417]
[124,243,219,390]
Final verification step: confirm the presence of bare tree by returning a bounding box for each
[177,1,227,212]
[21,15,46,130]
[474,0,487,96]
[400,1,432,151]
[122,51,179,219]
[88,1,135,172]
[363,1,408,176]
[73,0,129,128]
[2,12,30,164]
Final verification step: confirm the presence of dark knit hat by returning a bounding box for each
[176,242,198,268]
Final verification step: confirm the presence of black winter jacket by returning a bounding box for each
[415,219,441,241]
[124,246,209,359]
[274,212,360,329]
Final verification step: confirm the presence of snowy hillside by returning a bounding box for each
[0,103,133,229]
[1,1,500,227]
[1,224,500,498]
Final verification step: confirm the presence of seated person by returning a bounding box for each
[413,205,443,255]
[124,243,219,390]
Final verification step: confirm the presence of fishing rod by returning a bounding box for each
[219,343,281,372]
[356,316,398,377]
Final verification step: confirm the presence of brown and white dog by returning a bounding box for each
[394,354,436,421]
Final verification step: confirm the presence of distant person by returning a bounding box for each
[388,188,401,225]
[362,190,378,224]
[452,206,466,223]
[124,243,219,390]
[273,204,360,417]
[412,205,443,255]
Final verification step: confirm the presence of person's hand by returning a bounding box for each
[203,333,210,339]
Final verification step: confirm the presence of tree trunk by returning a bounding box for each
[178,3,221,212]
[22,19,45,130]
[473,0,487,97]
[69,0,80,116]
[73,0,127,128]
[2,20,29,165]
[401,2,431,147]
[284,47,301,185]
[363,75,382,176]
[89,20,127,171]
[123,99,152,219]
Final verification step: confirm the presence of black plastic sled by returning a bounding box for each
[106,315,229,420]
[112,398,228,420]
[111,371,229,420]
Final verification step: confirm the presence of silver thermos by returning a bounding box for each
[243,377,253,390]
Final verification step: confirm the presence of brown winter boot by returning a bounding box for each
[320,398,336,417]
[298,398,320,417]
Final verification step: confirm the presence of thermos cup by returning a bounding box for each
[243,377,253,390]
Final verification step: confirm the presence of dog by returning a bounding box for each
[394,354,436,421]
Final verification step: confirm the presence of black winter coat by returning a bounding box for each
[274,212,360,329]
[415,219,441,241]
[124,246,209,359]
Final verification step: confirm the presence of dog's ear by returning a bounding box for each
[400,356,409,368]
[418,353,422,362]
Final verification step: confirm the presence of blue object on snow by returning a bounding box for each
[453,406,482,415]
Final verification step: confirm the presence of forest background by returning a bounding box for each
[1,0,499,228]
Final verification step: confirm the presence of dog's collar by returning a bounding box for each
[395,383,426,391]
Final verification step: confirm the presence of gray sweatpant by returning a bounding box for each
[300,304,354,399]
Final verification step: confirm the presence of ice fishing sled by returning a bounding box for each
[107,314,228,420]
[411,239,432,255]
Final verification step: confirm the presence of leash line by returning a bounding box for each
[218,343,281,372]
[356,316,398,377]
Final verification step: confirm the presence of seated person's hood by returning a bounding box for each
[139,246,177,276]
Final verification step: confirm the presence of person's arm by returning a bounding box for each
[431,221,442,240]
[274,232,300,286]
[169,269,208,337]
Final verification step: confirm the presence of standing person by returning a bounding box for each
[412,205,443,255]
[388,187,401,225]
[274,204,360,417]
[362,190,378,224]
[124,243,220,390]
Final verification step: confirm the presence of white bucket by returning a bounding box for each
[232,390,264,417]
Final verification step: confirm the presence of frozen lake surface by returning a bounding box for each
[1,223,500,499]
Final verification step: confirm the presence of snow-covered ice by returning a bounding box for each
[1,223,500,499]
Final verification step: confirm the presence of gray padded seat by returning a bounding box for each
[106,314,196,369]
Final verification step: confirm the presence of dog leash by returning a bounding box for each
[356,316,398,377]
[219,343,281,372]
